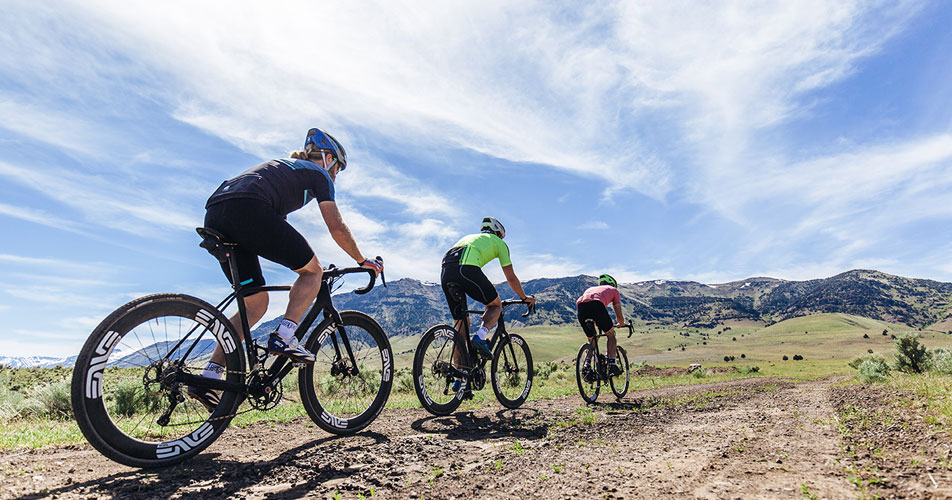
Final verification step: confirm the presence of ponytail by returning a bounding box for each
[289,150,324,162]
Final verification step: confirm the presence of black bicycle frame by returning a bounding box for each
[172,268,375,396]
[443,299,531,381]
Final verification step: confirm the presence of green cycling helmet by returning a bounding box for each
[598,274,617,287]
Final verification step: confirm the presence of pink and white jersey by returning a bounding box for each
[576,285,621,306]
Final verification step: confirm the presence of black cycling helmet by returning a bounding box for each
[598,274,618,287]
[304,128,347,171]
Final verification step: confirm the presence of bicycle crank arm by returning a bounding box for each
[176,371,247,394]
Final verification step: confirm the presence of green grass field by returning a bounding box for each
[3,313,951,450]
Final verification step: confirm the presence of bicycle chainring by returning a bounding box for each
[471,367,486,391]
[246,367,282,411]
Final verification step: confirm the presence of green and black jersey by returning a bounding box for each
[448,233,512,268]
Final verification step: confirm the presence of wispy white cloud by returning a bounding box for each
[0,160,199,236]
[0,203,88,234]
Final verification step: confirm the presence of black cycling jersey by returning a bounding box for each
[206,158,335,216]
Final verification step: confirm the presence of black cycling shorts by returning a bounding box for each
[577,300,613,338]
[440,264,499,320]
[204,198,315,287]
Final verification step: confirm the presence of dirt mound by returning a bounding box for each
[631,365,687,377]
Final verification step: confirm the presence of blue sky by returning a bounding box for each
[2,1,952,357]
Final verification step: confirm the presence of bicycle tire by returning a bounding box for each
[575,344,600,404]
[70,293,244,468]
[299,311,393,434]
[609,346,630,399]
[412,324,465,416]
[490,334,533,409]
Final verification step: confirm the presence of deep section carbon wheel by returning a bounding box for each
[609,346,630,399]
[490,334,533,409]
[70,294,244,468]
[299,311,393,434]
[575,343,600,404]
[412,324,466,416]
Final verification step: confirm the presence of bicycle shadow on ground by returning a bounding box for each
[409,408,547,442]
[16,430,390,500]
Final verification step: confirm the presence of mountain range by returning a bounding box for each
[334,269,952,333]
[4,269,950,368]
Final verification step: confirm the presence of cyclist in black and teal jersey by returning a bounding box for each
[191,128,382,411]
[441,217,537,360]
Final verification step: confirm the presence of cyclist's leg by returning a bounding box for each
[210,291,269,366]
[458,265,500,332]
[204,201,270,367]
[285,256,323,324]
[441,267,469,368]
[605,329,617,359]
[590,303,616,359]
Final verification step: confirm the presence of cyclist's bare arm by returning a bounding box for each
[319,201,367,264]
[502,265,536,306]
[613,302,625,327]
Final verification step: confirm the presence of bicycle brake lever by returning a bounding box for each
[375,256,386,287]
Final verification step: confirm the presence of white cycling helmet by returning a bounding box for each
[480,217,506,239]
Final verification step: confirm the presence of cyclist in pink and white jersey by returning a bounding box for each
[576,274,626,376]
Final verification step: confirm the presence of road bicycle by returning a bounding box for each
[575,319,633,403]
[412,290,535,416]
[70,227,393,468]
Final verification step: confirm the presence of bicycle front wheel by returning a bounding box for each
[70,293,245,468]
[412,324,465,416]
[575,343,600,404]
[491,334,533,409]
[609,346,630,399]
[300,311,393,434]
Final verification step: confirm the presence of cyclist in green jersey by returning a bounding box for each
[441,217,537,359]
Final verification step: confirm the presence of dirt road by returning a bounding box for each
[2,377,949,499]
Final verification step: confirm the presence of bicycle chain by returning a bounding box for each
[167,362,304,425]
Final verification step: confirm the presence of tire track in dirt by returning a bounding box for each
[1,378,859,499]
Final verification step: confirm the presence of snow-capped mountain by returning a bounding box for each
[0,355,77,368]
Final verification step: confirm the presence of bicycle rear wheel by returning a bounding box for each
[491,334,533,409]
[412,325,465,416]
[300,311,393,434]
[575,344,600,404]
[70,293,244,468]
[609,346,630,399]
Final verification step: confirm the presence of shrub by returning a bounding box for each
[723,356,731,362]
[744,365,760,374]
[32,381,72,420]
[932,348,952,375]
[857,359,890,383]
[782,355,789,361]
[894,333,932,374]
[863,334,869,339]
[792,354,803,361]
[740,354,746,359]
[732,337,736,341]
[0,387,26,421]
[691,368,706,379]
[849,352,891,378]
[882,329,888,336]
